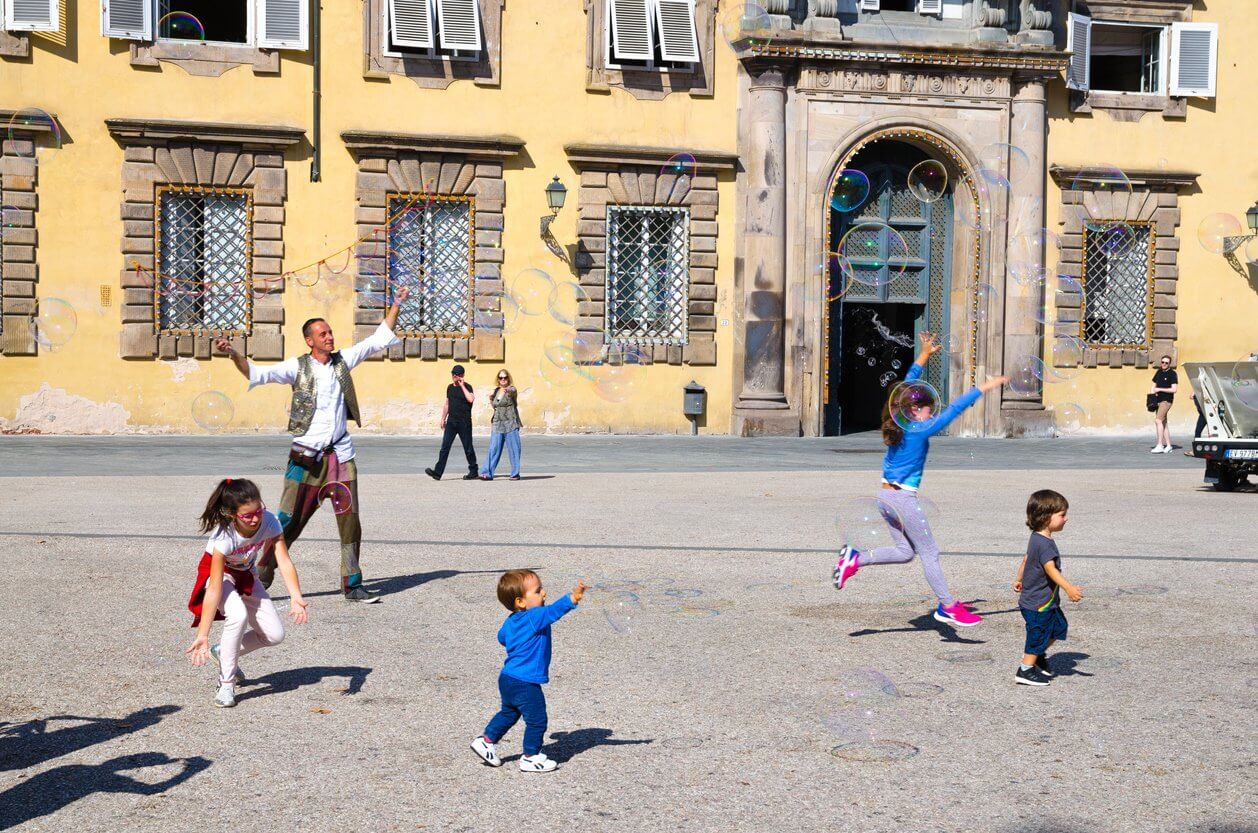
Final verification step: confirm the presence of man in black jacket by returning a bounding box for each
[427,364,479,480]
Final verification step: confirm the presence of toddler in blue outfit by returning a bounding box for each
[471,569,587,772]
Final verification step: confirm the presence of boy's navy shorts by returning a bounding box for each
[1021,606,1068,655]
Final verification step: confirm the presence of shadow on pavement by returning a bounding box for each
[0,752,210,829]
[849,612,985,644]
[0,706,180,773]
[543,728,654,763]
[1047,652,1094,677]
[236,665,372,702]
[289,567,505,601]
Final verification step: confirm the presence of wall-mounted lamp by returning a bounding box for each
[1220,200,1258,278]
[545,176,568,215]
[1247,201,1258,234]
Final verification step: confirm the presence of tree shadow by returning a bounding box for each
[1047,651,1094,677]
[0,705,180,772]
[0,752,210,829]
[849,612,985,644]
[235,666,372,703]
[541,728,654,763]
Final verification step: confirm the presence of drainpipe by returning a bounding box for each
[310,0,322,182]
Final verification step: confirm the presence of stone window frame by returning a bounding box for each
[362,0,504,89]
[1067,0,1193,122]
[0,110,55,356]
[384,191,476,339]
[0,29,30,59]
[106,118,305,361]
[1050,165,1198,370]
[565,143,737,367]
[583,0,718,101]
[342,129,525,363]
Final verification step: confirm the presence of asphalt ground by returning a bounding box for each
[0,437,1254,833]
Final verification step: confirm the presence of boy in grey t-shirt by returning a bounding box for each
[1012,490,1083,686]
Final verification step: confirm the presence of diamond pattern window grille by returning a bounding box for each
[156,187,252,335]
[386,195,473,336]
[606,205,689,345]
[1081,223,1153,347]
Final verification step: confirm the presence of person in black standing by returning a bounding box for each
[427,365,479,480]
[1150,355,1178,454]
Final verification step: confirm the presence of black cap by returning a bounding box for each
[452,364,466,376]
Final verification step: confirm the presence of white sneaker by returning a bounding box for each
[210,644,246,685]
[1161,446,1174,453]
[213,683,236,708]
[470,736,502,767]
[1151,445,1165,453]
[519,752,557,772]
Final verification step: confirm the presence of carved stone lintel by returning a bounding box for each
[799,66,1011,99]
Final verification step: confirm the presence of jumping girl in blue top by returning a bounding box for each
[832,332,1008,627]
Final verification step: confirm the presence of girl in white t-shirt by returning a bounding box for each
[185,478,308,708]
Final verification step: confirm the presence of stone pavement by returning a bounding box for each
[0,437,1254,833]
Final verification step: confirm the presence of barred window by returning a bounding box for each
[606,205,689,345]
[157,187,252,334]
[1081,222,1153,347]
[387,194,474,336]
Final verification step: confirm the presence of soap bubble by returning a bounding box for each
[837,222,909,288]
[158,11,206,39]
[1197,213,1243,255]
[1,204,20,229]
[1049,336,1085,379]
[976,167,1011,194]
[661,152,697,179]
[539,340,580,387]
[956,179,993,230]
[835,495,903,553]
[888,379,942,433]
[547,281,590,327]
[1009,228,1061,278]
[191,391,234,432]
[720,2,775,50]
[318,482,354,515]
[978,143,1031,187]
[512,268,554,316]
[831,169,871,213]
[939,333,964,355]
[825,252,856,301]
[1070,165,1131,226]
[1093,222,1137,254]
[30,298,77,348]
[974,282,998,323]
[1055,402,1087,435]
[5,108,61,154]
[476,289,523,334]
[907,160,947,203]
[1007,355,1043,395]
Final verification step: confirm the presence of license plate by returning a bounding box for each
[1225,449,1258,460]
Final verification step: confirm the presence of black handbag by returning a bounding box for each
[1146,393,1159,412]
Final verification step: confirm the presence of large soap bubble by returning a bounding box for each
[720,2,775,50]
[888,379,942,434]
[837,222,909,288]
[30,298,77,348]
[192,391,234,432]
[1197,213,1243,256]
[835,496,903,553]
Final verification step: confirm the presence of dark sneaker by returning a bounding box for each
[1035,655,1055,677]
[344,587,381,604]
[462,472,479,480]
[425,468,441,481]
[1015,666,1051,686]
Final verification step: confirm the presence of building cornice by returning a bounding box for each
[340,130,525,159]
[106,118,305,148]
[565,143,740,171]
[743,39,1068,74]
[1,108,60,135]
[1050,165,1199,192]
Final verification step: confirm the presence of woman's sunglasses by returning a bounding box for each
[235,503,266,523]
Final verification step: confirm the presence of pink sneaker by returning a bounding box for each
[832,546,861,590]
[934,601,982,627]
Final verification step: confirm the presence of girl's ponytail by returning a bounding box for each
[199,478,263,533]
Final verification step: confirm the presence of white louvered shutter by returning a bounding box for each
[389,0,434,50]
[100,0,150,39]
[655,0,698,63]
[1065,12,1091,91]
[1169,22,1218,98]
[918,0,942,15]
[609,0,653,62]
[860,0,880,11]
[436,0,480,51]
[5,0,58,31]
[257,0,308,49]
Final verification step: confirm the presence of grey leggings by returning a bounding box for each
[862,488,954,607]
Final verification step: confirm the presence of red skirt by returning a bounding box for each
[188,552,256,628]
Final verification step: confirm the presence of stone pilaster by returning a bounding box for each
[734,60,798,436]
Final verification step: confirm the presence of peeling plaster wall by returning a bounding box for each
[0,384,131,434]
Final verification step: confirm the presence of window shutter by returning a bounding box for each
[1065,12,1091,91]
[100,0,151,40]
[388,0,434,50]
[609,0,653,62]
[860,0,880,11]
[257,0,308,49]
[918,0,942,14]
[654,0,698,63]
[5,0,58,31]
[436,0,480,51]
[1170,22,1217,98]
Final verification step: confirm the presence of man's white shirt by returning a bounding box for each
[247,321,400,463]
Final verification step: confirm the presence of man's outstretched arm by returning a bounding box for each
[214,340,251,380]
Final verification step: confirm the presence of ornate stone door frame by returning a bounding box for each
[730,45,1066,438]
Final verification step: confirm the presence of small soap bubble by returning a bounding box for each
[191,391,234,432]
[720,2,775,50]
[5,108,61,154]
[907,160,947,203]
[1007,355,1042,395]
[888,379,942,434]
[318,482,354,515]
[512,268,555,316]
[978,143,1031,187]
[830,169,871,213]
[547,281,589,328]
[1055,402,1087,435]
[29,298,77,348]
[1197,213,1243,255]
[158,11,206,39]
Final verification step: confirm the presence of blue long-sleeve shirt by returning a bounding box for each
[498,594,578,684]
[881,364,983,490]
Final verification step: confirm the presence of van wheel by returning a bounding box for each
[1213,470,1238,492]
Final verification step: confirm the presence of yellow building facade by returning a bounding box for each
[0,0,1253,437]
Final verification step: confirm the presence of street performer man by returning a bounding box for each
[215,286,410,603]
